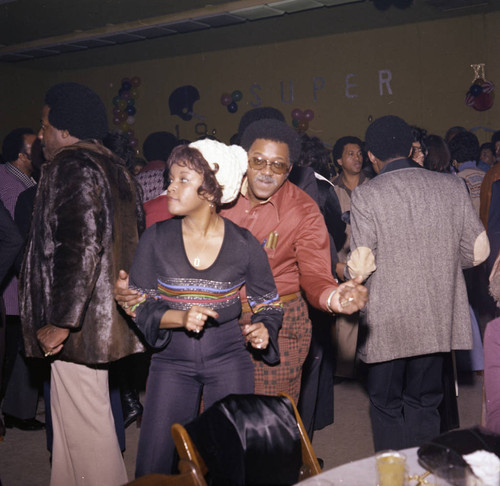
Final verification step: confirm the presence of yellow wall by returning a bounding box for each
[2,12,499,148]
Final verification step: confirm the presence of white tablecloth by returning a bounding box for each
[299,447,448,485]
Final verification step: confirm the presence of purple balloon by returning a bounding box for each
[291,108,303,121]
[303,109,315,121]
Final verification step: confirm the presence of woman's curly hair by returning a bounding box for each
[166,144,223,208]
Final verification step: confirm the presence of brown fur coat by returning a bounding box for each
[20,141,145,364]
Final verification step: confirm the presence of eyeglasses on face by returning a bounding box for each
[248,156,289,175]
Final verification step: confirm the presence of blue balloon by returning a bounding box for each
[126,105,136,116]
[227,102,238,114]
[122,81,132,91]
[470,84,483,97]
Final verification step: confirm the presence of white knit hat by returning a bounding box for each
[189,139,248,204]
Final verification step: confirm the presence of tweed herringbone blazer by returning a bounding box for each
[347,159,489,364]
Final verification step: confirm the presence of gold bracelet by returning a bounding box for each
[326,289,337,313]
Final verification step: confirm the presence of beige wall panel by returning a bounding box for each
[1,12,499,149]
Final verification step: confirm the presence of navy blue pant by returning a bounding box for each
[366,353,444,451]
[135,321,254,477]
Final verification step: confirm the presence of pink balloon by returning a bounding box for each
[220,93,232,106]
[113,107,121,116]
[126,116,136,125]
[291,108,303,121]
[303,109,315,121]
[113,117,121,126]
[131,76,141,88]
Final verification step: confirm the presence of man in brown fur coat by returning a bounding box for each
[20,82,144,485]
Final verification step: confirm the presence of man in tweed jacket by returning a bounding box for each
[347,115,490,451]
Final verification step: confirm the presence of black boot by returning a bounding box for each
[121,389,143,428]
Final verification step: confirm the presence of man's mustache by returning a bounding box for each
[255,175,277,184]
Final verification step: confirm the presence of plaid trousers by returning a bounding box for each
[239,295,312,404]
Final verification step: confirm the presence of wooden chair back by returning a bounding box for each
[278,392,323,479]
[171,423,208,477]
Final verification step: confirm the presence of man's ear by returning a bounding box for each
[287,163,293,176]
[368,151,381,174]
[18,151,31,163]
[336,158,343,167]
[61,129,71,140]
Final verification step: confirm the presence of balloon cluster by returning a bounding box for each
[112,76,141,148]
[220,90,243,114]
[291,108,315,132]
[465,79,495,112]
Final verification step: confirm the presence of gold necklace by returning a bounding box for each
[192,238,207,267]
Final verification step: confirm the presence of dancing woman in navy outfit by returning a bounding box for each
[129,140,283,476]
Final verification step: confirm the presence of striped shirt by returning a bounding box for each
[0,162,36,315]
